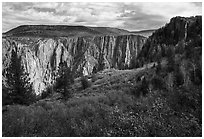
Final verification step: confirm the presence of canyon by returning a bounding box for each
[2,33,146,94]
[2,16,201,95]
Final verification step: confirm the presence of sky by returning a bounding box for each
[2,2,202,32]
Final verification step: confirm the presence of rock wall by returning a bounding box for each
[138,16,202,62]
[2,35,146,94]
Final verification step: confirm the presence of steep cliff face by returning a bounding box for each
[138,16,202,62]
[2,35,146,94]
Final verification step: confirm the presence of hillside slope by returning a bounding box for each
[138,16,202,62]
[2,62,202,136]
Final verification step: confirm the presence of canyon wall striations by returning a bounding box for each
[2,35,146,94]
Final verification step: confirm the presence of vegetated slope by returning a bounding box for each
[3,25,132,37]
[2,61,202,136]
[138,16,202,62]
[131,29,156,37]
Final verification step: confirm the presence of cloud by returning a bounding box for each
[2,2,202,32]
[33,7,56,13]
[192,2,202,7]
[139,2,202,19]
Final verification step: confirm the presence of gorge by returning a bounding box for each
[3,30,146,94]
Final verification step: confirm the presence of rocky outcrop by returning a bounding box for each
[138,16,202,62]
[2,35,146,94]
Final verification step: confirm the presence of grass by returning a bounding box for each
[2,66,202,137]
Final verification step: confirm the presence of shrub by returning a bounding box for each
[190,68,202,85]
[174,69,184,87]
[41,86,54,99]
[141,77,149,96]
[156,61,162,74]
[150,75,166,90]
[81,76,91,89]
[131,84,142,98]
[132,77,149,98]
[167,86,200,114]
[2,86,12,106]
[166,73,174,91]
[91,74,98,83]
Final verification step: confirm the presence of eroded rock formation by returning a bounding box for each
[2,35,146,94]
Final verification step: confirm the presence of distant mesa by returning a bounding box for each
[3,25,135,38]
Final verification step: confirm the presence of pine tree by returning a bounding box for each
[5,49,36,105]
[55,61,73,98]
[155,52,162,74]
[166,46,175,72]
[81,76,91,89]
[156,60,162,74]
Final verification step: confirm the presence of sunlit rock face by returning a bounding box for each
[2,35,146,94]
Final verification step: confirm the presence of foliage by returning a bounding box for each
[55,61,73,98]
[166,46,175,72]
[175,40,185,54]
[41,86,54,99]
[80,76,91,89]
[173,65,184,86]
[2,85,12,106]
[131,76,149,98]
[3,80,202,137]
[4,49,36,105]
[150,75,166,90]
[129,58,140,69]
[156,60,162,74]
